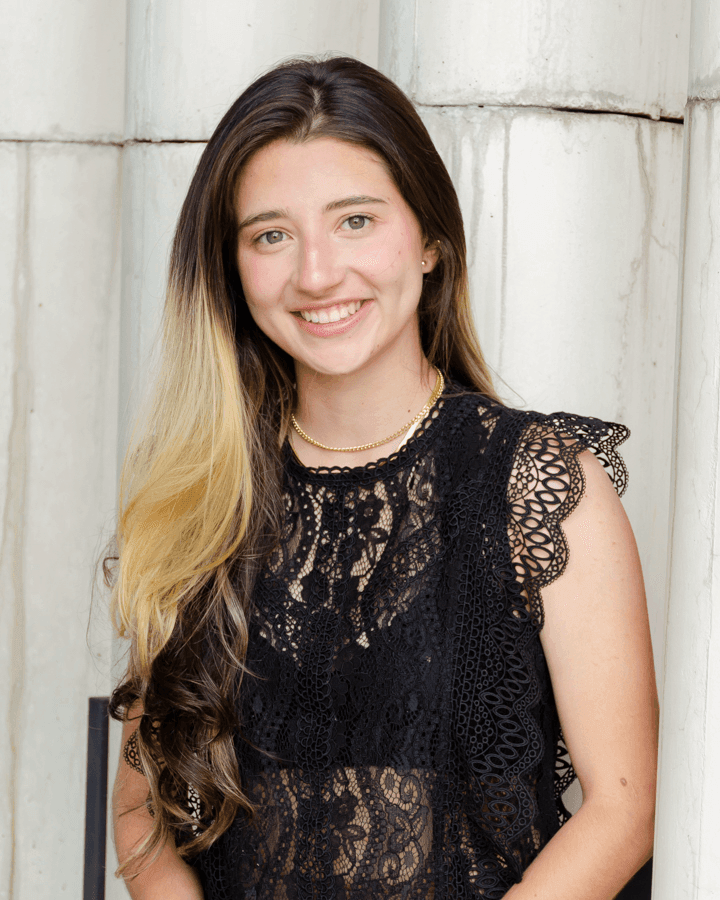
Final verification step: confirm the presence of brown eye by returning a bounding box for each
[344,215,370,231]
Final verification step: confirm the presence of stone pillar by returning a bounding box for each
[379,0,689,716]
[653,0,720,894]
[0,3,126,899]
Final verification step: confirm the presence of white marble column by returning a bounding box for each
[379,0,690,713]
[0,3,126,893]
[653,0,720,894]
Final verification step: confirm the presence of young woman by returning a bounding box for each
[110,57,658,900]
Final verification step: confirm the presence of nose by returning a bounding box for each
[292,234,345,297]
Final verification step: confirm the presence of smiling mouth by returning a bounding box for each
[295,300,365,324]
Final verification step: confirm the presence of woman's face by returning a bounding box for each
[235,136,437,378]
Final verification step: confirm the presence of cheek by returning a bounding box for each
[237,252,283,313]
[357,221,422,285]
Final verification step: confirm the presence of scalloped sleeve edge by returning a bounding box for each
[507,412,630,612]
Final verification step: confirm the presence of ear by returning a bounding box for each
[421,240,440,274]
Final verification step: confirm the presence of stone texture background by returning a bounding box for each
[1,1,716,897]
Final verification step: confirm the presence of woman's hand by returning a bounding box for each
[113,710,205,900]
[507,450,658,899]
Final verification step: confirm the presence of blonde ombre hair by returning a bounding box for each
[109,56,500,869]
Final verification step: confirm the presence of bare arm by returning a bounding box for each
[113,709,204,900]
[505,451,658,899]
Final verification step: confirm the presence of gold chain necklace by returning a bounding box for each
[291,368,445,453]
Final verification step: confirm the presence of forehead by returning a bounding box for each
[235,137,397,212]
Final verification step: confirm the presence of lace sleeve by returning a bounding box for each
[122,718,163,775]
[123,729,144,774]
[507,413,630,626]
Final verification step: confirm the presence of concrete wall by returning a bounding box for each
[1,0,716,897]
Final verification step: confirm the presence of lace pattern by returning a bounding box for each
[123,728,142,772]
[507,415,629,617]
[124,389,629,899]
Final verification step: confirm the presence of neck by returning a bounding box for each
[292,348,436,468]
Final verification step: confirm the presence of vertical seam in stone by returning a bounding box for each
[411,0,418,98]
[622,119,654,425]
[467,110,484,276]
[145,1,155,139]
[0,141,31,900]
[701,307,719,896]
[497,114,510,374]
[122,0,133,140]
[664,106,692,686]
[106,150,124,483]
[698,103,717,883]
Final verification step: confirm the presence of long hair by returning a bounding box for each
[109,55,499,872]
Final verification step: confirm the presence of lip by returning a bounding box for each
[294,298,373,337]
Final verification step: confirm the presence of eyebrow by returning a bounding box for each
[237,195,387,232]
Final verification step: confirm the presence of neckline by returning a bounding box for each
[285,386,452,483]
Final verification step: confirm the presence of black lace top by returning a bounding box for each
[131,386,630,899]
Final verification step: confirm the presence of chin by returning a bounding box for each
[302,359,371,378]
[293,344,378,378]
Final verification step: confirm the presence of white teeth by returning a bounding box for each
[299,300,363,323]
